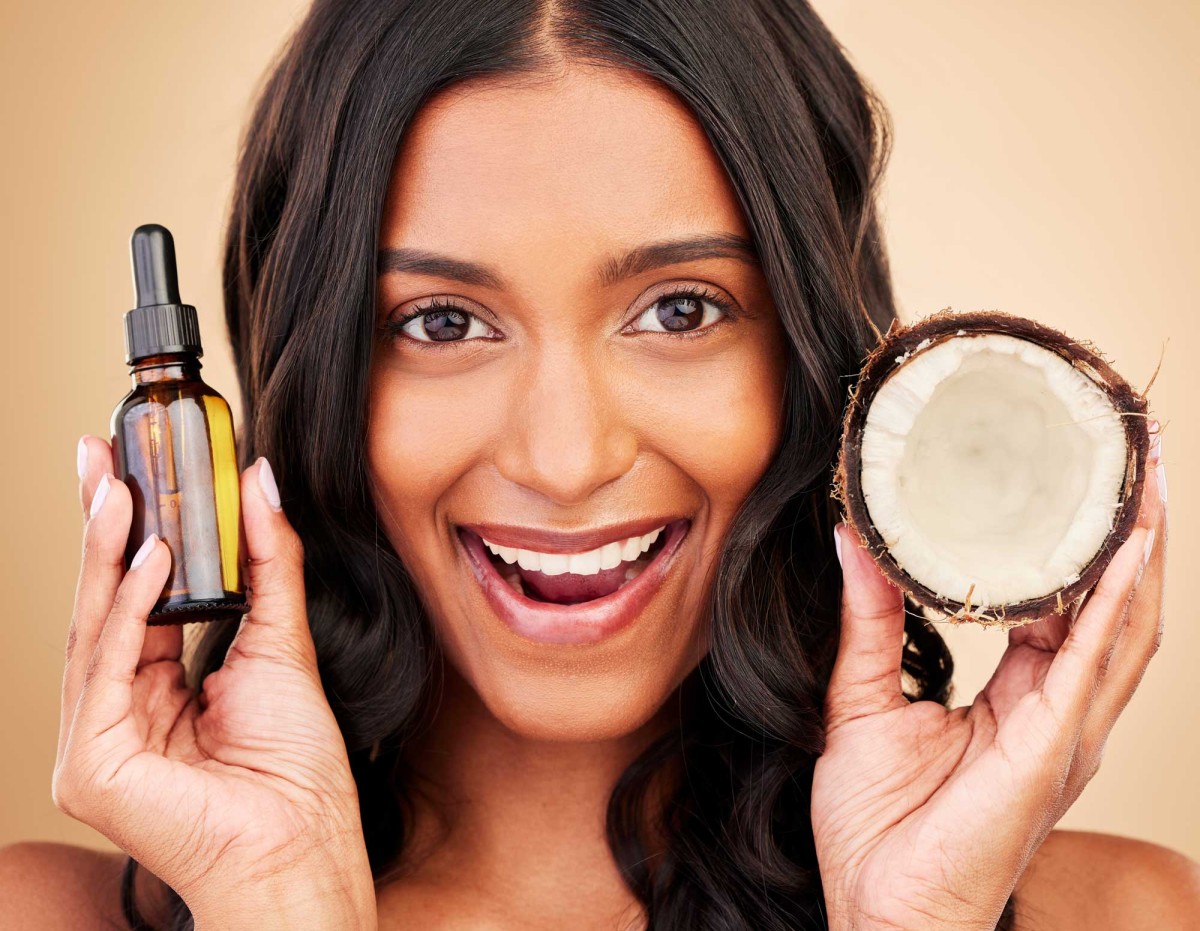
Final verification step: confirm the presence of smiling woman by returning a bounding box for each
[363,64,792,710]
[135,0,890,914]
[1,0,1192,929]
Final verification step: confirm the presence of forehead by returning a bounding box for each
[380,63,750,266]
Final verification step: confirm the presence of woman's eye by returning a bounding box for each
[382,286,737,349]
[630,288,733,336]
[387,303,498,345]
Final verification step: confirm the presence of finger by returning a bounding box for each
[74,534,171,740]
[1074,424,1168,772]
[1106,421,1167,658]
[1039,523,1153,731]
[77,435,183,668]
[825,522,909,729]
[77,435,115,519]
[226,457,314,665]
[1011,419,1163,656]
[1007,605,1071,654]
[131,660,190,754]
[59,470,133,765]
[138,625,184,669]
[979,603,1069,722]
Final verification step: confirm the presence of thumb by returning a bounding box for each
[235,456,314,658]
[825,522,909,729]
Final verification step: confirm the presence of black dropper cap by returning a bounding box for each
[123,224,203,365]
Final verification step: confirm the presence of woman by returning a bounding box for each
[1,0,1191,927]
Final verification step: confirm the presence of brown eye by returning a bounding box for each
[419,309,469,341]
[386,301,499,346]
[654,296,704,331]
[631,287,733,336]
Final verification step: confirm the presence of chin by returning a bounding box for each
[423,512,709,741]
[467,662,690,743]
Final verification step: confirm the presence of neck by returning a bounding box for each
[391,664,678,924]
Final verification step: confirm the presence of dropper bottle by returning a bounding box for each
[110,224,250,625]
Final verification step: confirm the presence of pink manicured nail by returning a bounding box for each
[90,474,111,518]
[257,457,282,511]
[76,436,88,480]
[1142,528,1156,569]
[131,533,158,569]
[834,523,844,567]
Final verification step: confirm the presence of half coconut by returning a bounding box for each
[834,310,1151,628]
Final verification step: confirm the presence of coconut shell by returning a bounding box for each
[833,310,1151,628]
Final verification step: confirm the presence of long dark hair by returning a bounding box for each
[124,0,1017,927]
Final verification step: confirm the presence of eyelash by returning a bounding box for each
[377,284,739,351]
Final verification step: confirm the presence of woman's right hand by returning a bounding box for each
[54,437,377,930]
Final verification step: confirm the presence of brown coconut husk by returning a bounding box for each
[832,310,1152,629]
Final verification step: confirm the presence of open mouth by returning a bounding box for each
[454,518,692,644]
[482,524,671,604]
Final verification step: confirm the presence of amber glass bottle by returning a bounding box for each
[110,224,250,625]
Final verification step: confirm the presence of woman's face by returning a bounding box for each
[368,62,787,741]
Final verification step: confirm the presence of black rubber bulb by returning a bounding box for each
[131,223,182,307]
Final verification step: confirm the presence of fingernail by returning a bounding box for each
[834,522,845,568]
[1142,527,1156,569]
[90,473,111,518]
[131,533,158,569]
[76,436,88,480]
[257,457,282,511]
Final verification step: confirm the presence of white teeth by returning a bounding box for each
[598,542,623,570]
[482,524,668,577]
[538,553,569,576]
[568,550,603,575]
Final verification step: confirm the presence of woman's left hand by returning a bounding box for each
[812,423,1167,930]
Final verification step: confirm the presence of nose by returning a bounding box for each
[492,344,638,507]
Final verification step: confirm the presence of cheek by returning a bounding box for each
[365,366,477,557]
[625,337,785,512]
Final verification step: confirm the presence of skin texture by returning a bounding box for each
[3,828,1198,930]
[814,438,1173,929]
[2,61,1198,930]
[364,61,787,924]
[45,449,378,931]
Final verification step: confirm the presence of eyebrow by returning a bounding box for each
[376,232,759,290]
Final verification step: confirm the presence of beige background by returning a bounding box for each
[1,0,1195,859]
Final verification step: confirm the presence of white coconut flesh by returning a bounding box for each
[859,333,1129,607]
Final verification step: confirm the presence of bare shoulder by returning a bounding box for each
[1014,828,1200,930]
[0,841,131,928]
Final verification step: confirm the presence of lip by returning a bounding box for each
[457,516,681,554]
[456,518,692,645]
